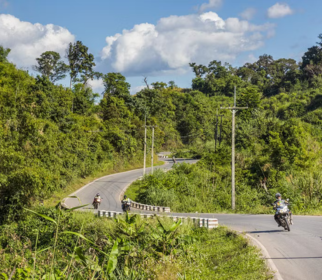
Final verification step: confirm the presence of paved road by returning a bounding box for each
[65,159,322,280]
[167,213,322,280]
[65,159,197,212]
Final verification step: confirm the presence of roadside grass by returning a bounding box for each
[124,164,322,216]
[0,209,272,279]
[42,159,164,207]
[124,180,142,201]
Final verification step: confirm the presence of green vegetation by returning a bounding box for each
[124,35,322,215]
[126,163,270,214]
[2,34,322,221]
[0,208,271,279]
[3,32,322,278]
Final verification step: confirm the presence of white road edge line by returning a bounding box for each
[245,233,283,280]
[67,166,154,198]
[65,161,170,203]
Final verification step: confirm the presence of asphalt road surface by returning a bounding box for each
[65,159,322,280]
[64,159,197,212]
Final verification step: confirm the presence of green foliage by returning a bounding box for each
[0,46,10,63]
[3,33,322,222]
[67,41,100,87]
[0,209,270,279]
[34,51,68,83]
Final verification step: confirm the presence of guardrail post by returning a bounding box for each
[207,219,218,229]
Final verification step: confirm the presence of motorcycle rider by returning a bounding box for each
[93,193,102,205]
[122,195,131,211]
[273,193,288,227]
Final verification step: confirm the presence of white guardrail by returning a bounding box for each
[130,201,170,213]
[98,210,218,229]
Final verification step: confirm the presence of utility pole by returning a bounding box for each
[151,126,155,174]
[220,86,248,210]
[143,114,147,176]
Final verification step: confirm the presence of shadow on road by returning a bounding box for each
[246,230,285,234]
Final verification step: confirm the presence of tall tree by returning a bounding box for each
[0,45,10,63]
[189,63,209,77]
[34,51,68,83]
[67,41,100,88]
[103,72,131,98]
[168,81,177,88]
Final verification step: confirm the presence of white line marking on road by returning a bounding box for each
[246,233,284,280]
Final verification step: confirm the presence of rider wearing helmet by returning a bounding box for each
[93,193,102,204]
[273,193,288,227]
[122,195,131,211]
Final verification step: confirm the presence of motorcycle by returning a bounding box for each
[93,197,102,210]
[122,201,131,212]
[274,199,292,231]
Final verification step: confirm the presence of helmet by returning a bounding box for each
[96,193,100,196]
[124,195,127,199]
[275,193,281,199]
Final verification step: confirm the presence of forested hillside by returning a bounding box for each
[1,34,322,222]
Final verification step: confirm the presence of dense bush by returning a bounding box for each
[0,208,271,279]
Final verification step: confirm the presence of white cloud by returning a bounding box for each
[88,79,146,95]
[267,3,294,19]
[130,85,147,95]
[240,8,256,20]
[247,54,257,63]
[0,14,75,67]
[199,0,222,13]
[99,12,275,76]
[88,78,104,94]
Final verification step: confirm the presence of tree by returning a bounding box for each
[168,81,177,89]
[189,63,208,78]
[301,46,322,70]
[151,82,167,90]
[103,73,131,98]
[67,41,100,88]
[0,45,10,63]
[34,51,68,83]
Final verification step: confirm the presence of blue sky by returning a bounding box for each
[1,0,321,93]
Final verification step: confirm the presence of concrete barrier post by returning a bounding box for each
[207,219,218,229]
[109,211,116,218]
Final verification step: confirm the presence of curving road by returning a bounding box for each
[65,159,322,280]
[65,159,198,212]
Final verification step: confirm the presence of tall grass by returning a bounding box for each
[0,207,271,279]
